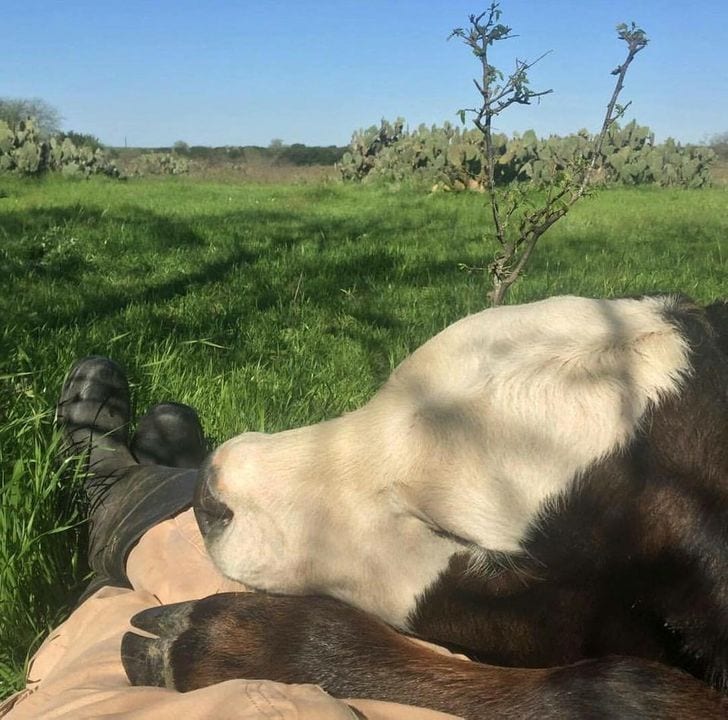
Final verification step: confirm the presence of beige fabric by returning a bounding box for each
[1,509,461,720]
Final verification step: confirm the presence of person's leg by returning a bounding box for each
[57,356,201,596]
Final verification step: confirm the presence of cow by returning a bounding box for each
[122,295,728,718]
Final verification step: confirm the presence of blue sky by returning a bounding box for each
[7,1,728,147]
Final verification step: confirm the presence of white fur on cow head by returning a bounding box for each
[200,295,691,628]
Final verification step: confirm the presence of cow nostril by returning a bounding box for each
[194,463,233,538]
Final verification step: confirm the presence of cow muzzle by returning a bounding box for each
[194,459,234,540]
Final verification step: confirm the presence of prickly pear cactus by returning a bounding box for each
[126,152,190,176]
[61,162,82,178]
[0,153,14,172]
[0,121,14,154]
[339,118,714,189]
[13,140,42,174]
[0,116,120,177]
[339,119,405,181]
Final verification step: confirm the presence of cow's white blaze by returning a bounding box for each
[202,295,691,628]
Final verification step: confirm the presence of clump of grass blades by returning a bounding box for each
[0,372,89,698]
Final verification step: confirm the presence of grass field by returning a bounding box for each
[0,175,726,698]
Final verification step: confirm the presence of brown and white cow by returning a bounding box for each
[123,295,728,719]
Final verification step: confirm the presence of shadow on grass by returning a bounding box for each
[2,202,484,335]
[0,203,207,248]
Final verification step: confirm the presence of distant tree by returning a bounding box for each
[452,4,647,305]
[0,97,62,136]
[709,132,728,161]
[277,143,347,166]
[268,138,285,150]
[173,140,190,155]
[58,131,104,152]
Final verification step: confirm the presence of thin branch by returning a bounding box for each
[453,7,648,306]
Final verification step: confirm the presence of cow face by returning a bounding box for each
[195,295,693,629]
[194,422,461,626]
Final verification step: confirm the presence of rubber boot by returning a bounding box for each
[57,357,200,598]
[132,402,208,468]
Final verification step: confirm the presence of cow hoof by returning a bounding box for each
[121,600,195,688]
[120,592,372,693]
[121,592,401,694]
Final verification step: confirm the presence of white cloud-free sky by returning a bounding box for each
[7,1,727,147]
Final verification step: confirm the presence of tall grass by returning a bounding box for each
[0,366,87,693]
[0,175,726,696]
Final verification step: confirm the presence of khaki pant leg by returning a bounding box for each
[1,510,461,720]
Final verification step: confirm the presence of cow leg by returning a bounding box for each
[121,592,725,720]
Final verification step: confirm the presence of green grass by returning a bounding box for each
[0,174,726,697]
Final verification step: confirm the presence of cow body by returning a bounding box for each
[126,295,728,716]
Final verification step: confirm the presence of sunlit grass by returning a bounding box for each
[0,175,726,696]
[0,365,87,694]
